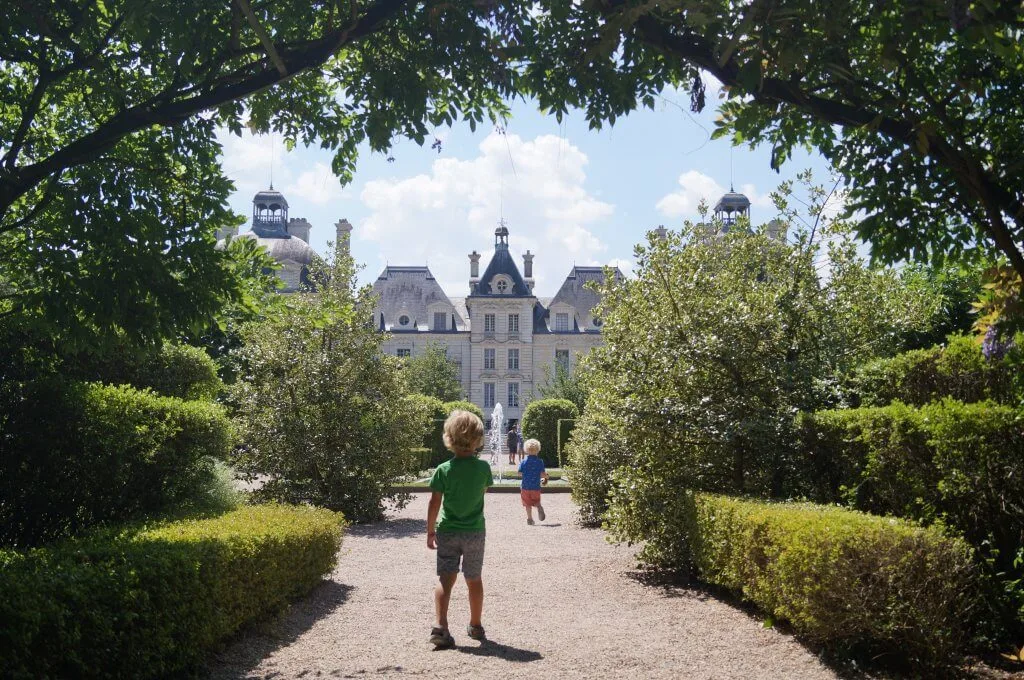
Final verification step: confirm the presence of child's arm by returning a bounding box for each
[426,492,442,549]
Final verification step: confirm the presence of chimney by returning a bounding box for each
[469,251,481,294]
[654,225,668,241]
[287,217,311,243]
[523,250,535,292]
[335,218,353,256]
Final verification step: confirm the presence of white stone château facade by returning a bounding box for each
[372,224,622,427]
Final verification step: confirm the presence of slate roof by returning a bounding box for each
[472,246,532,297]
[550,266,622,316]
[373,266,467,331]
[229,232,319,266]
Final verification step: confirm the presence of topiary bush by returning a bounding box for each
[0,504,343,679]
[678,494,976,666]
[134,342,223,401]
[522,398,579,467]
[0,379,234,547]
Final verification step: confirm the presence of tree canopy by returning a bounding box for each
[402,342,464,402]
[520,0,1024,280]
[0,0,520,350]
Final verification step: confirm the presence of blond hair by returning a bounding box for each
[523,438,541,455]
[443,410,484,454]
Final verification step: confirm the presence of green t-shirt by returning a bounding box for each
[429,456,493,533]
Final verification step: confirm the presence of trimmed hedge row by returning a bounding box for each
[797,400,1024,560]
[522,398,579,466]
[0,505,344,679]
[684,494,976,663]
[797,399,1024,640]
[0,380,234,547]
[847,334,1022,407]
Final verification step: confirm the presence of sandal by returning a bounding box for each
[466,624,487,640]
[429,626,455,649]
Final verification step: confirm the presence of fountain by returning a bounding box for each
[488,403,504,480]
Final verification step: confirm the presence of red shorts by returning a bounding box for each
[520,489,542,507]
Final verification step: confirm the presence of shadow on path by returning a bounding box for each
[204,581,353,679]
[455,639,543,662]
[346,517,426,539]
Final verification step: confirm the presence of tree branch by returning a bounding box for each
[632,17,1024,278]
[0,0,412,217]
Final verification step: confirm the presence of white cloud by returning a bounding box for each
[655,170,724,218]
[359,132,616,295]
[219,131,292,196]
[656,171,778,222]
[284,163,351,205]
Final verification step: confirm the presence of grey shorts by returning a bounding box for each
[436,531,486,579]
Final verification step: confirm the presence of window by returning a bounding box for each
[555,349,570,372]
[398,314,410,326]
[433,312,447,331]
[484,348,495,370]
[484,313,496,335]
[507,382,520,408]
[593,317,603,327]
[555,312,569,332]
[507,348,519,370]
[508,313,519,334]
[483,382,496,409]
[397,348,411,358]
[495,279,508,294]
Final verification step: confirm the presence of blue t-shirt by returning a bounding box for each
[518,455,546,490]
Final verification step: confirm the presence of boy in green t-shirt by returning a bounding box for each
[427,409,493,648]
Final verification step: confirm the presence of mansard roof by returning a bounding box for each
[473,246,532,297]
[550,266,623,315]
[373,265,467,331]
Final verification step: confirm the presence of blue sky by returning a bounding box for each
[218,80,835,296]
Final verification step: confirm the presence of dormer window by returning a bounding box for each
[399,314,410,326]
[555,312,569,332]
[593,317,603,328]
[490,274,513,294]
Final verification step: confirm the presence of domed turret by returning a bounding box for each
[713,187,751,230]
[217,186,319,292]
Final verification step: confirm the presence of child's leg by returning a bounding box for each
[434,572,458,629]
[460,532,486,627]
[466,578,484,627]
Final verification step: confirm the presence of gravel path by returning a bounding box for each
[206,493,841,679]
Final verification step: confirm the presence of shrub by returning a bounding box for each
[799,399,1024,639]
[135,343,222,401]
[442,400,484,420]
[522,398,579,466]
[0,380,234,547]
[230,252,424,522]
[848,334,1020,407]
[0,504,343,679]
[409,394,448,468]
[679,494,976,665]
[566,408,630,525]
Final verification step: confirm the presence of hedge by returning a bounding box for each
[797,399,1024,640]
[797,400,1024,560]
[0,505,344,679]
[522,398,579,466]
[134,343,223,401]
[566,408,631,525]
[847,334,1021,407]
[407,397,486,469]
[683,494,976,664]
[0,380,234,547]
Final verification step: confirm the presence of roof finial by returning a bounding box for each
[730,146,734,192]
[269,132,274,190]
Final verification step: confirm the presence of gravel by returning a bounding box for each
[205,492,843,679]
